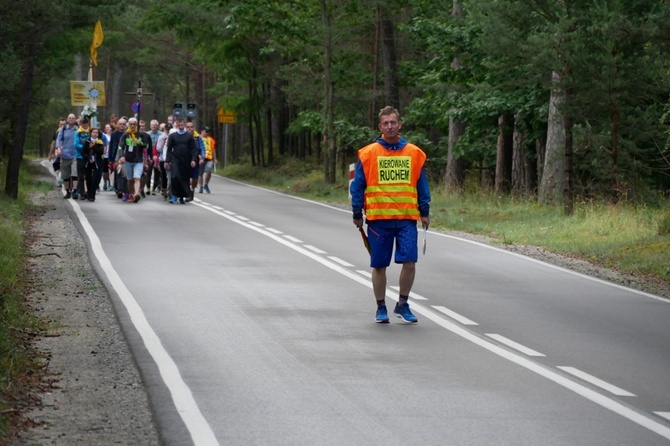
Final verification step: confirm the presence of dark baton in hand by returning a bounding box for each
[359,227,371,254]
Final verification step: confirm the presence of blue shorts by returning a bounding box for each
[190,164,199,180]
[367,220,418,268]
[125,162,144,179]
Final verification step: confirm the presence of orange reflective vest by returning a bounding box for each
[203,136,216,160]
[358,142,426,221]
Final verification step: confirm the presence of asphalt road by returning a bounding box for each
[68,174,670,445]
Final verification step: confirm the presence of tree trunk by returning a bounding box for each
[111,63,123,118]
[5,45,36,199]
[255,109,265,167]
[369,6,381,128]
[539,71,565,205]
[278,80,287,156]
[535,133,546,192]
[564,115,574,215]
[265,81,273,165]
[321,0,336,183]
[248,77,256,167]
[495,114,514,194]
[445,117,465,193]
[444,0,466,194]
[379,4,399,111]
[481,166,494,192]
[511,114,529,196]
[610,91,621,201]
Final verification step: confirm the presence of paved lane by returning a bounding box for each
[67,175,670,445]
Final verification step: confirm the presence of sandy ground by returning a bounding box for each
[9,164,669,445]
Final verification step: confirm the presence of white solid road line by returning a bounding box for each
[558,366,636,397]
[70,198,219,445]
[486,333,546,357]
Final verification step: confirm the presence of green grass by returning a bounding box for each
[0,159,48,439]
[223,162,670,281]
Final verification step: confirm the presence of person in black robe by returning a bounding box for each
[81,128,105,202]
[165,118,198,204]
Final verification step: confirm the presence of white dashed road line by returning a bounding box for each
[558,367,636,397]
[432,306,479,325]
[486,334,546,357]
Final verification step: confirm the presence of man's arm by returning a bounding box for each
[417,168,431,229]
[350,160,366,227]
[165,134,173,164]
[117,133,126,163]
[189,136,198,166]
[48,138,56,160]
[56,127,64,149]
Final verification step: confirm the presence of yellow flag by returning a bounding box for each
[90,21,104,67]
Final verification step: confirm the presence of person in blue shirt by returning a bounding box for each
[350,106,431,324]
[56,114,80,199]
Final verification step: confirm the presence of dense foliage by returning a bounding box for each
[2,0,669,205]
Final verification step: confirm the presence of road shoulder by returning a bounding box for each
[14,166,159,445]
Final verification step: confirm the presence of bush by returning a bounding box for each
[659,213,670,236]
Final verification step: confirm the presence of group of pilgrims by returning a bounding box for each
[48,112,218,204]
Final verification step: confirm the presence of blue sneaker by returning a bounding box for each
[394,303,418,323]
[170,195,178,204]
[375,305,390,323]
[204,184,211,193]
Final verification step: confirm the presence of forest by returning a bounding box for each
[1,0,670,213]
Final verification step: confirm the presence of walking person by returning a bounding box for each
[81,127,105,202]
[198,126,217,193]
[74,117,91,200]
[56,114,79,199]
[102,123,113,191]
[165,118,197,204]
[147,119,162,195]
[117,117,150,203]
[108,117,127,198]
[48,118,66,188]
[185,121,205,201]
[350,106,431,324]
[156,123,171,200]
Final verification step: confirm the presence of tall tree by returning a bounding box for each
[445,0,466,193]
[1,0,117,198]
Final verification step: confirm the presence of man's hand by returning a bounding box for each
[353,218,363,228]
[421,216,430,231]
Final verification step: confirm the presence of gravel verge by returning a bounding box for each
[11,165,160,445]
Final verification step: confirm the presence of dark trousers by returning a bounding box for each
[76,158,86,196]
[151,165,161,191]
[160,161,168,193]
[84,161,101,200]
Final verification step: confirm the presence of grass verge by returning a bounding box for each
[0,159,51,439]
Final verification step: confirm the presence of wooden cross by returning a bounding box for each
[125,80,154,123]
